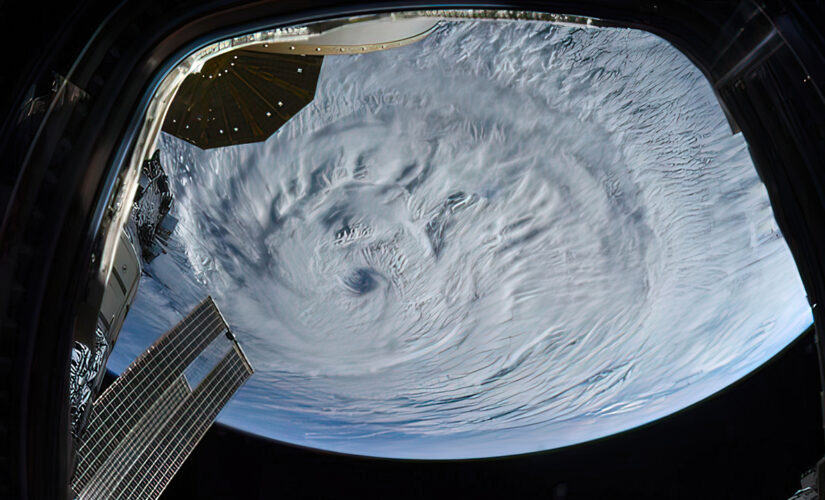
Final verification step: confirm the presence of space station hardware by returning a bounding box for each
[162,50,323,149]
[787,467,820,500]
[788,484,818,499]
[68,229,140,440]
[70,297,254,500]
[130,150,177,262]
[161,14,439,149]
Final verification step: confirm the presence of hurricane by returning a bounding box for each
[110,19,813,458]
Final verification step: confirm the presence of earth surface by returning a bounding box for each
[109,20,813,459]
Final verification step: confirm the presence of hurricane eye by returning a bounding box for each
[343,268,379,295]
